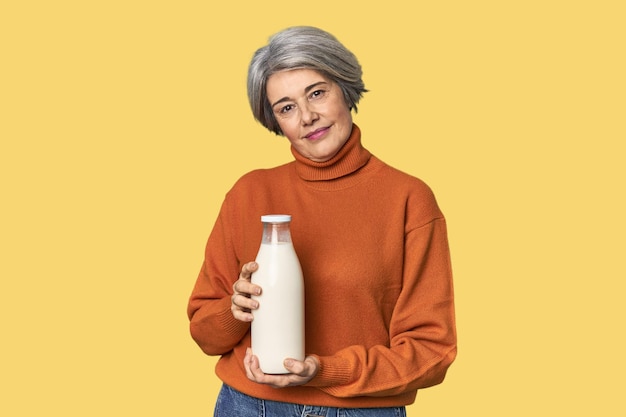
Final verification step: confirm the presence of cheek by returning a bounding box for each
[332,99,352,122]
[278,120,300,142]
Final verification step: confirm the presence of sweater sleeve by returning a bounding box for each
[187,196,250,355]
[306,217,457,397]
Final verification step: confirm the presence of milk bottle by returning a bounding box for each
[251,214,305,374]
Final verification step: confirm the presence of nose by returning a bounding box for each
[300,102,319,126]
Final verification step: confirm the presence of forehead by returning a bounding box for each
[266,69,331,100]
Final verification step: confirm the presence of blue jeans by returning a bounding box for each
[214,384,406,417]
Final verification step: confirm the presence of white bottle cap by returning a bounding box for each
[261,214,292,223]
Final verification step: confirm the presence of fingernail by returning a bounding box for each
[284,359,293,367]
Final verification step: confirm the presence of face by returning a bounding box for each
[266,69,353,162]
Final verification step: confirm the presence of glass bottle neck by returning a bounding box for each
[261,222,292,244]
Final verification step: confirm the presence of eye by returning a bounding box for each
[279,104,295,114]
[309,89,327,100]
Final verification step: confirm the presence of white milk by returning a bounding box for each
[251,241,305,374]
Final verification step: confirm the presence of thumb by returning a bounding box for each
[283,358,304,374]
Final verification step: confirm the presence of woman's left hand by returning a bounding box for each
[244,348,319,388]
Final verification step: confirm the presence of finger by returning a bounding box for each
[283,358,304,375]
[233,280,261,297]
[230,293,257,321]
[246,354,290,387]
[230,305,253,322]
[284,356,318,378]
[244,348,255,380]
[247,351,268,382]
[234,263,261,296]
[239,262,258,280]
[231,293,258,311]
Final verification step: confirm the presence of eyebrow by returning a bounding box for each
[270,81,329,109]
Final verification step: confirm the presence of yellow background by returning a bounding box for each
[1,1,624,415]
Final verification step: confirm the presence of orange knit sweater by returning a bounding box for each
[188,125,457,407]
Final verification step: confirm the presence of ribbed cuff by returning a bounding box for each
[216,297,250,338]
[306,354,356,388]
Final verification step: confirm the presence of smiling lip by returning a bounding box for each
[304,127,329,140]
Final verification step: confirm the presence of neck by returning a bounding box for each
[292,124,371,182]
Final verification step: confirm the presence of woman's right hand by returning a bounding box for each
[231,261,262,322]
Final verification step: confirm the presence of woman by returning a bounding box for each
[188,26,457,416]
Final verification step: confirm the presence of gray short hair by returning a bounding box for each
[247,26,367,135]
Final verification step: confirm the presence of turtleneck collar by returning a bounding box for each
[291,124,371,182]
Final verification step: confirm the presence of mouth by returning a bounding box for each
[304,127,329,141]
